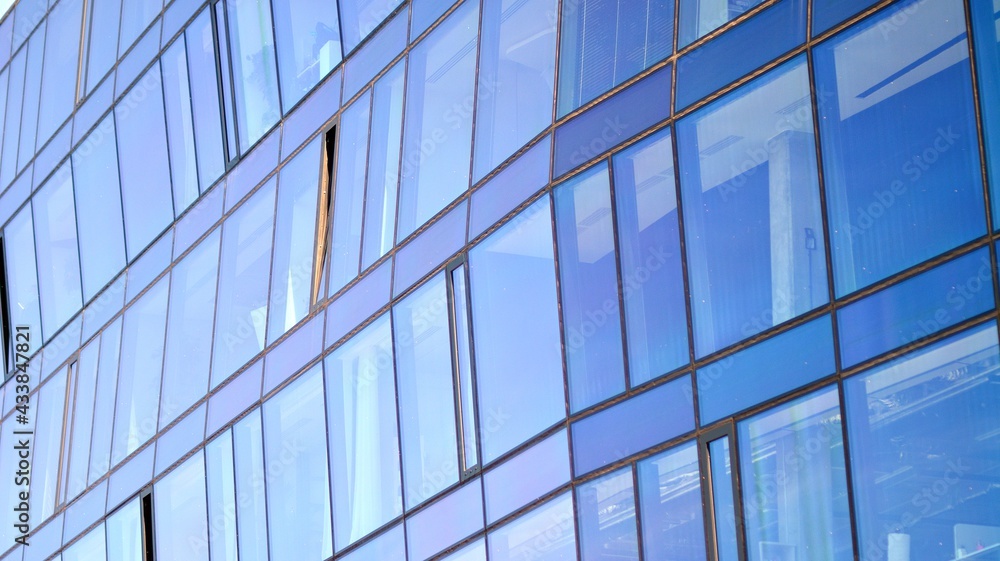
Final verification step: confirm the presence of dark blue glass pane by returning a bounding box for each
[226,0,281,152]
[273,0,342,111]
[361,61,405,268]
[488,493,577,560]
[815,0,986,296]
[612,128,688,385]
[675,0,806,110]
[33,168,82,339]
[473,0,557,181]
[678,0,764,47]
[554,164,626,411]
[971,0,1000,230]
[470,136,550,240]
[577,467,639,560]
[328,93,370,294]
[637,442,707,561]
[339,0,404,53]
[557,0,673,117]
[844,323,1000,561]
[838,248,995,368]
[470,197,565,463]
[484,430,570,524]
[572,376,695,475]
[343,8,407,100]
[406,479,484,559]
[554,66,671,178]
[697,315,835,425]
[709,437,739,561]
[185,10,226,187]
[678,57,827,356]
[812,0,879,36]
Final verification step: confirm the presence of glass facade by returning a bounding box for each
[0,0,997,560]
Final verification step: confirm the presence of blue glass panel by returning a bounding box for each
[969,1,1000,231]
[812,0,879,35]
[397,0,479,240]
[161,232,221,427]
[361,61,405,268]
[32,168,82,339]
[162,38,200,210]
[124,230,172,303]
[63,522,105,561]
[174,188,224,259]
[212,180,276,386]
[709,437,739,561]
[17,25,44,170]
[410,0,455,39]
[839,248,995,368]
[32,121,69,191]
[118,0,159,53]
[108,425,155,509]
[637,442,707,561]
[226,0,281,152]
[0,47,25,188]
[73,115,127,302]
[678,0,764,47]
[11,0,45,49]
[36,0,81,148]
[281,69,341,160]
[738,388,852,561]
[470,136,550,240]
[554,165,626,411]
[232,409,268,561]
[185,9,226,188]
[325,315,403,549]
[393,200,467,296]
[341,525,406,561]
[115,18,162,98]
[162,0,200,47]
[2,207,39,343]
[452,265,477,469]
[470,197,565,463]
[678,57,827,356]
[441,539,487,561]
[0,14,11,69]
[116,63,174,260]
[485,430,569,524]
[83,0,120,93]
[81,273,125,342]
[207,360,262,435]
[697,315,835,424]
[225,129,280,211]
[63,482,107,545]
[206,432,238,561]
[106,498,141,561]
[815,0,985,296]
[215,1,239,160]
[112,277,168,464]
[89,318,122,485]
[406,479,484,560]
[844,323,1000,561]
[474,0,557,181]
[263,314,323,395]
[325,260,392,345]
[65,338,99,501]
[675,0,806,110]
[75,70,113,146]
[31,369,67,523]
[263,366,333,558]
[578,467,639,560]
[395,274,459,508]
[328,93,370,294]
[488,493,577,561]
[343,8,407,100]
[553,66,671,178]
[154,404,205,475]
[273,0,342,112]
[557,0,673,117]
[154,453,208,561]
[268,137,321,343]
[339,0,404,53]
[612,129,688,385]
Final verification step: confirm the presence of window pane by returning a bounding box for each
[269,137,321,343]
[64,340,99,501]
[612,128,688,385]
[116,63,174,259]
[451,265,477,469]
[394,273,459,509]
[637,442,707,561]
[185,10,226,187]
[5,206,41,345]
[33,168,82,339]
[154,452,209,561]
[339,0,404,53]
[272,0,342,111]
[226,0,281,152]
[678,57,827,356]
[473,0,557,181]
[361,61,405,268]
[441,539,486,561]
[18,25,44,170]
[971,0,1000,229]
[470,197,565,463]
[554,165,626,411]
[577,467,639,560]
[73,115,127,301]
[325,315,403,549]
[89,318,123,485]
[63,523,106,561]
[84,0,121,92]
[328,93,370,294]
[815,0,985,296]
[398,0,479,240]
[845,323,1000,561]
[206,432,238,561]
[162,38,200,212]
[212,180,276,386]
[678,0,764,47]
[264,366,333,559]
[557,0,673,117]
[709,437,739,561]
[112,277,169,464]
[119,0,159,53]
[485,430,570,524]
[161,231,221,428]
[106,499,142,561]
[406,479,484,560]
[233,409,269,561]
[32,368,67,523]
[488,492,577,561]
[37,0,82,148]
[0,48,25,187]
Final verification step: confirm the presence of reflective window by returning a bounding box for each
[845,323,1000,561]
[325,315,403,549]
[82,0,121,93]
[328,93,370,293]
[106,498,142,561]
[738,388,852,561]
[264,366,333,558]
[64,339,99,501]
[708,437,739,561]
[406,479,484,559]
[154,452,209,561]
[442,539,487,561]
[32,368,67,524]
[577,467,639,560]
[613,129,688,385]
[112,277,169,464]
[451,264,478,470]
[339,0,404,53]
[557,0,673,117]
[119,0,159,52]
[116,63,175,259]
[398,0,479,240]
[269,138,321,343]
[73,115,127,302]
[225,0,281,152]
[233,409,269,561]
[361,61,405,268]
[37,0,82,147]
[89,318,123,485]
[554,165,626,411]
[488,492,577,560]
[394,273,459,508]
[212,180,276,386]
[273,0,342,111]
[185,10,226,186]
[678,57,827,357]
[32,168,82,339]
[485,430,570,524]
[470,197,565,463]
[206,432,238,561]
[162,38,200,212]
[161,231,221,428]
[5,207,41,345]
[0,48,25,187]
[815,0,985,296]
[473,0,557,181]
[637,442,707,561]
[971,0,1000,228]
[679,0,764,47]
[62,523,106,561]
[18,26,44,170]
